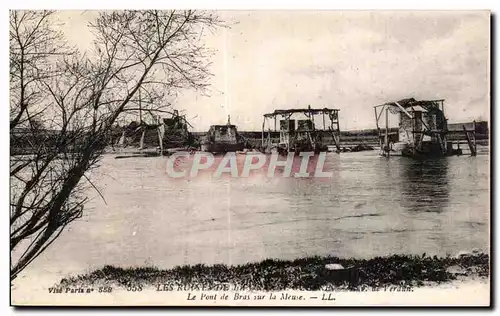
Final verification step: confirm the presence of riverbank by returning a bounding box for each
[59,252,489,291]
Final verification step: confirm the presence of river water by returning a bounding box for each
[13,149,490,283]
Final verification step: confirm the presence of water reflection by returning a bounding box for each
[16,152,488,281]
[399,158,450,214]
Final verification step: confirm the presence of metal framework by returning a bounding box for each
[261,106,341,154]
[373,98,476,157]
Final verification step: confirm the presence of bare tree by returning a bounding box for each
[10,10,69,130]
[10,10,223,280]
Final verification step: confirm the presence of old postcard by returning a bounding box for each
[10,10,490,306]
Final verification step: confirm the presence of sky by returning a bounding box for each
[57,10,490,132]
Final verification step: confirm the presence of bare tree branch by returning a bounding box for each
[10,9,223,281]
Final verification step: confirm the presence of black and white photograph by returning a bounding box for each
[9,8,490,306]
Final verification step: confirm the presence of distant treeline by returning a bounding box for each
[10,128,112,156]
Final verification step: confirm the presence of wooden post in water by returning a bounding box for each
[374,107,382,154]
[310,107,315,128]
[336,111,341,146]
[385,106,390,157]
[157,115,164,156]
[463,125,477,156]
[268,128,273,152]
[139,129,145,150]
[138,88,145,150]
[118,130,125,147]
[261,118,265,150]
[473,120,477,155]
[139,89,142,124]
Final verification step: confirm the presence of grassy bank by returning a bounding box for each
[59,253,489,291]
